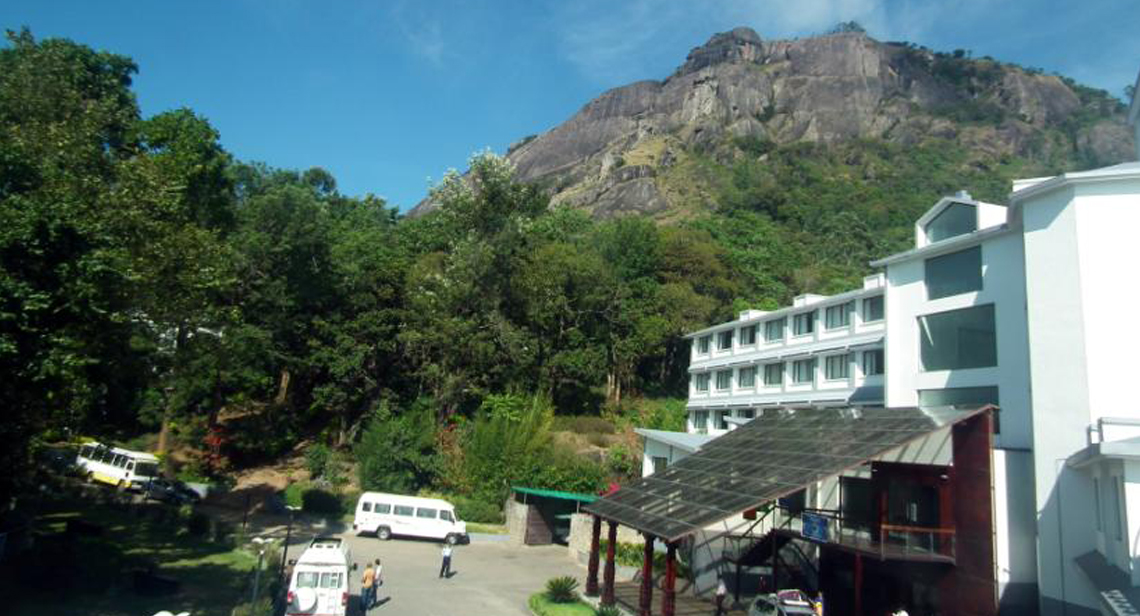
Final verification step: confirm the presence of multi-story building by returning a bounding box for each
[636,73,1140,616]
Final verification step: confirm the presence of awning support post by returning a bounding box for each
[663,542,677,616]
[586,515,602,596]
[602,520,618,606]
[854,553,864,616]
[639,534,655,616]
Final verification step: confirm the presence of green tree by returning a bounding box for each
[356,399,440,494]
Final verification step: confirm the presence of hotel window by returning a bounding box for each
[694,373,710,392]
[926,246,982,300]
[697,336,711,354]
[764,318,786,342]
[715,410,730,430]
[863,296,884,322]
[792,311,816,336]
[738,366,756,388]
[740,324,757,346]
[918,386,1000,433]
[652,457,667,474]
[825,302,854,330]
[717,330,734,350]
[792,358,816,384]
[738,408,755,419]
[919,304,996,371]
[925,201,976,243]
[693,410,708,432]
[715,370,732,390]
[862,349,884,376]
[824,354,850,380]
[763,363,783,386]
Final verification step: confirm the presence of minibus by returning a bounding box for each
[75,441,160,491]
[353,492,469,545]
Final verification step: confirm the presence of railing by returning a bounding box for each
[774,506,956,562]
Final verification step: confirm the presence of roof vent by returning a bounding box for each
[955,190,972,200]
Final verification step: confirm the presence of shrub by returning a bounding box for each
[552,416,615,435]
[545,575,579,603]
[356,399,440,494]
[596,606,622,616]
[283,482,305,509]
[232,597,273,616]
[454,497,502,524]
[301,487,343,516]
[305,443,332,479]
[185,509,210,537]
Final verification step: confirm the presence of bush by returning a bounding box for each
[356,399,440,494]
[185,509,211,537]
[301,487,343,516]
[232,597,273,616]
[596,606,622,616]
[552,416,615,435]
[545,575,579,603]
[454,497,502,524]
[305,443,332,479]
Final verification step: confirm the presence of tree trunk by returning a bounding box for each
[275,369,291,405]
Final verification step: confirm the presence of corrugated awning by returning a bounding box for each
[512,486,599,503]
[584,405,992,542]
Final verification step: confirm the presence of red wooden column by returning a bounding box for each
[854,553,864,616]
[586,515,602,596]
[663,542,677,616]
[602,520,618,606]
[639,534,656,616]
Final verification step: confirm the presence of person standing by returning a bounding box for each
[360,560,375,612]
[714,577,727,616]
[373,558,383,604]
[439,543,453,579]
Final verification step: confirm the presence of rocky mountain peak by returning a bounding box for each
[674,27,765,77]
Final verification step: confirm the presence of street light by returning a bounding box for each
[279,505,302,584]
[251,537,270,604]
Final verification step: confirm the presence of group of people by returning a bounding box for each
[358,544,456,612]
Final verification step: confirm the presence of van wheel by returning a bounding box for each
[445,534,459,546]
[117,480,128,492]
[376,527,392,541]
[86,472,95,483]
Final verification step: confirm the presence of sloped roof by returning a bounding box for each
[635,428,716,453]
[586,405,991,542]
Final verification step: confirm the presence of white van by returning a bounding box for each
[286,537,355,616]
[75,441,160,490]
[353,492,469,545]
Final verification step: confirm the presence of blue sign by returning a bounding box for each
[801,513,829,543]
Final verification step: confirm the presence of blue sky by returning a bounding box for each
[3,1,1138,211]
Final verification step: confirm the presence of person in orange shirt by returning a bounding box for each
[360,561,376,611]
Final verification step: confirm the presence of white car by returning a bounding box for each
[286,537,355,616]
[352,492,469,545]
[748,590,819,616]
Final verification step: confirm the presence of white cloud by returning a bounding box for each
[390,1,447,67]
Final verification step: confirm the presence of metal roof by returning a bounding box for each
[635,428,716,454]
[584,405,992,542]
[512,486,599,502]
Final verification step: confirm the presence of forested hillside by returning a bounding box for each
[1,26,1133,513]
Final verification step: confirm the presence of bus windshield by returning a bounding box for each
[134,462,159,478]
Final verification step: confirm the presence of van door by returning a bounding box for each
[392,504,415,534]
[415,507,442,539]
[317,569,345,615]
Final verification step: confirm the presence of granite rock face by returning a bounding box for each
[411,28,1133,218]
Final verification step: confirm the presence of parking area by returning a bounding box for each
[287,532,583,616]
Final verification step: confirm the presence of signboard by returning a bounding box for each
[801,512,829,543]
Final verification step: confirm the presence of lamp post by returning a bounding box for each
[279,505,301,584]
[251,537,269,604]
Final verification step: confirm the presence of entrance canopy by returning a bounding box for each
[584,405,991,542]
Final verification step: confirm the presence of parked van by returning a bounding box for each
[286,537,355,616]
[75,441,160,490]
[353,492,469,545]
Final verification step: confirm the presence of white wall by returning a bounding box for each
[641,438,691,477]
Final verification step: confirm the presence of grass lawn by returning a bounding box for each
[3,493,264,616]
[528,592,598,616]
[467,521,508,534]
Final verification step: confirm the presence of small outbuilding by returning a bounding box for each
[505,486,597,546]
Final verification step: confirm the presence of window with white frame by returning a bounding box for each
[919,304,997,371]
[738,366,756,388]
[863,296,884,322]
[862,349,884,376]
[715,410,730,430]
[693,410,708,432]
[825,302,854,330]
[715,370,732,391]
[925,202,977,243]
[740,324,757,346]
[792,311,816,336]
[792,358,816,384]
[697,336,711,354]
[824,354,851,380]
[763,363,783,386]
[764,318,786,342]
[694,373,710,392]
[717,330,734,350]
[917,386,1000,433]
[926,246,982,300]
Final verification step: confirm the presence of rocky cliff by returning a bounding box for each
[412,27,1132,218]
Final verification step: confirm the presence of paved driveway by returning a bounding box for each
[286,533,583,616]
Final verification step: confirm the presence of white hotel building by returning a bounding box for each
[637,78,1140,616]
